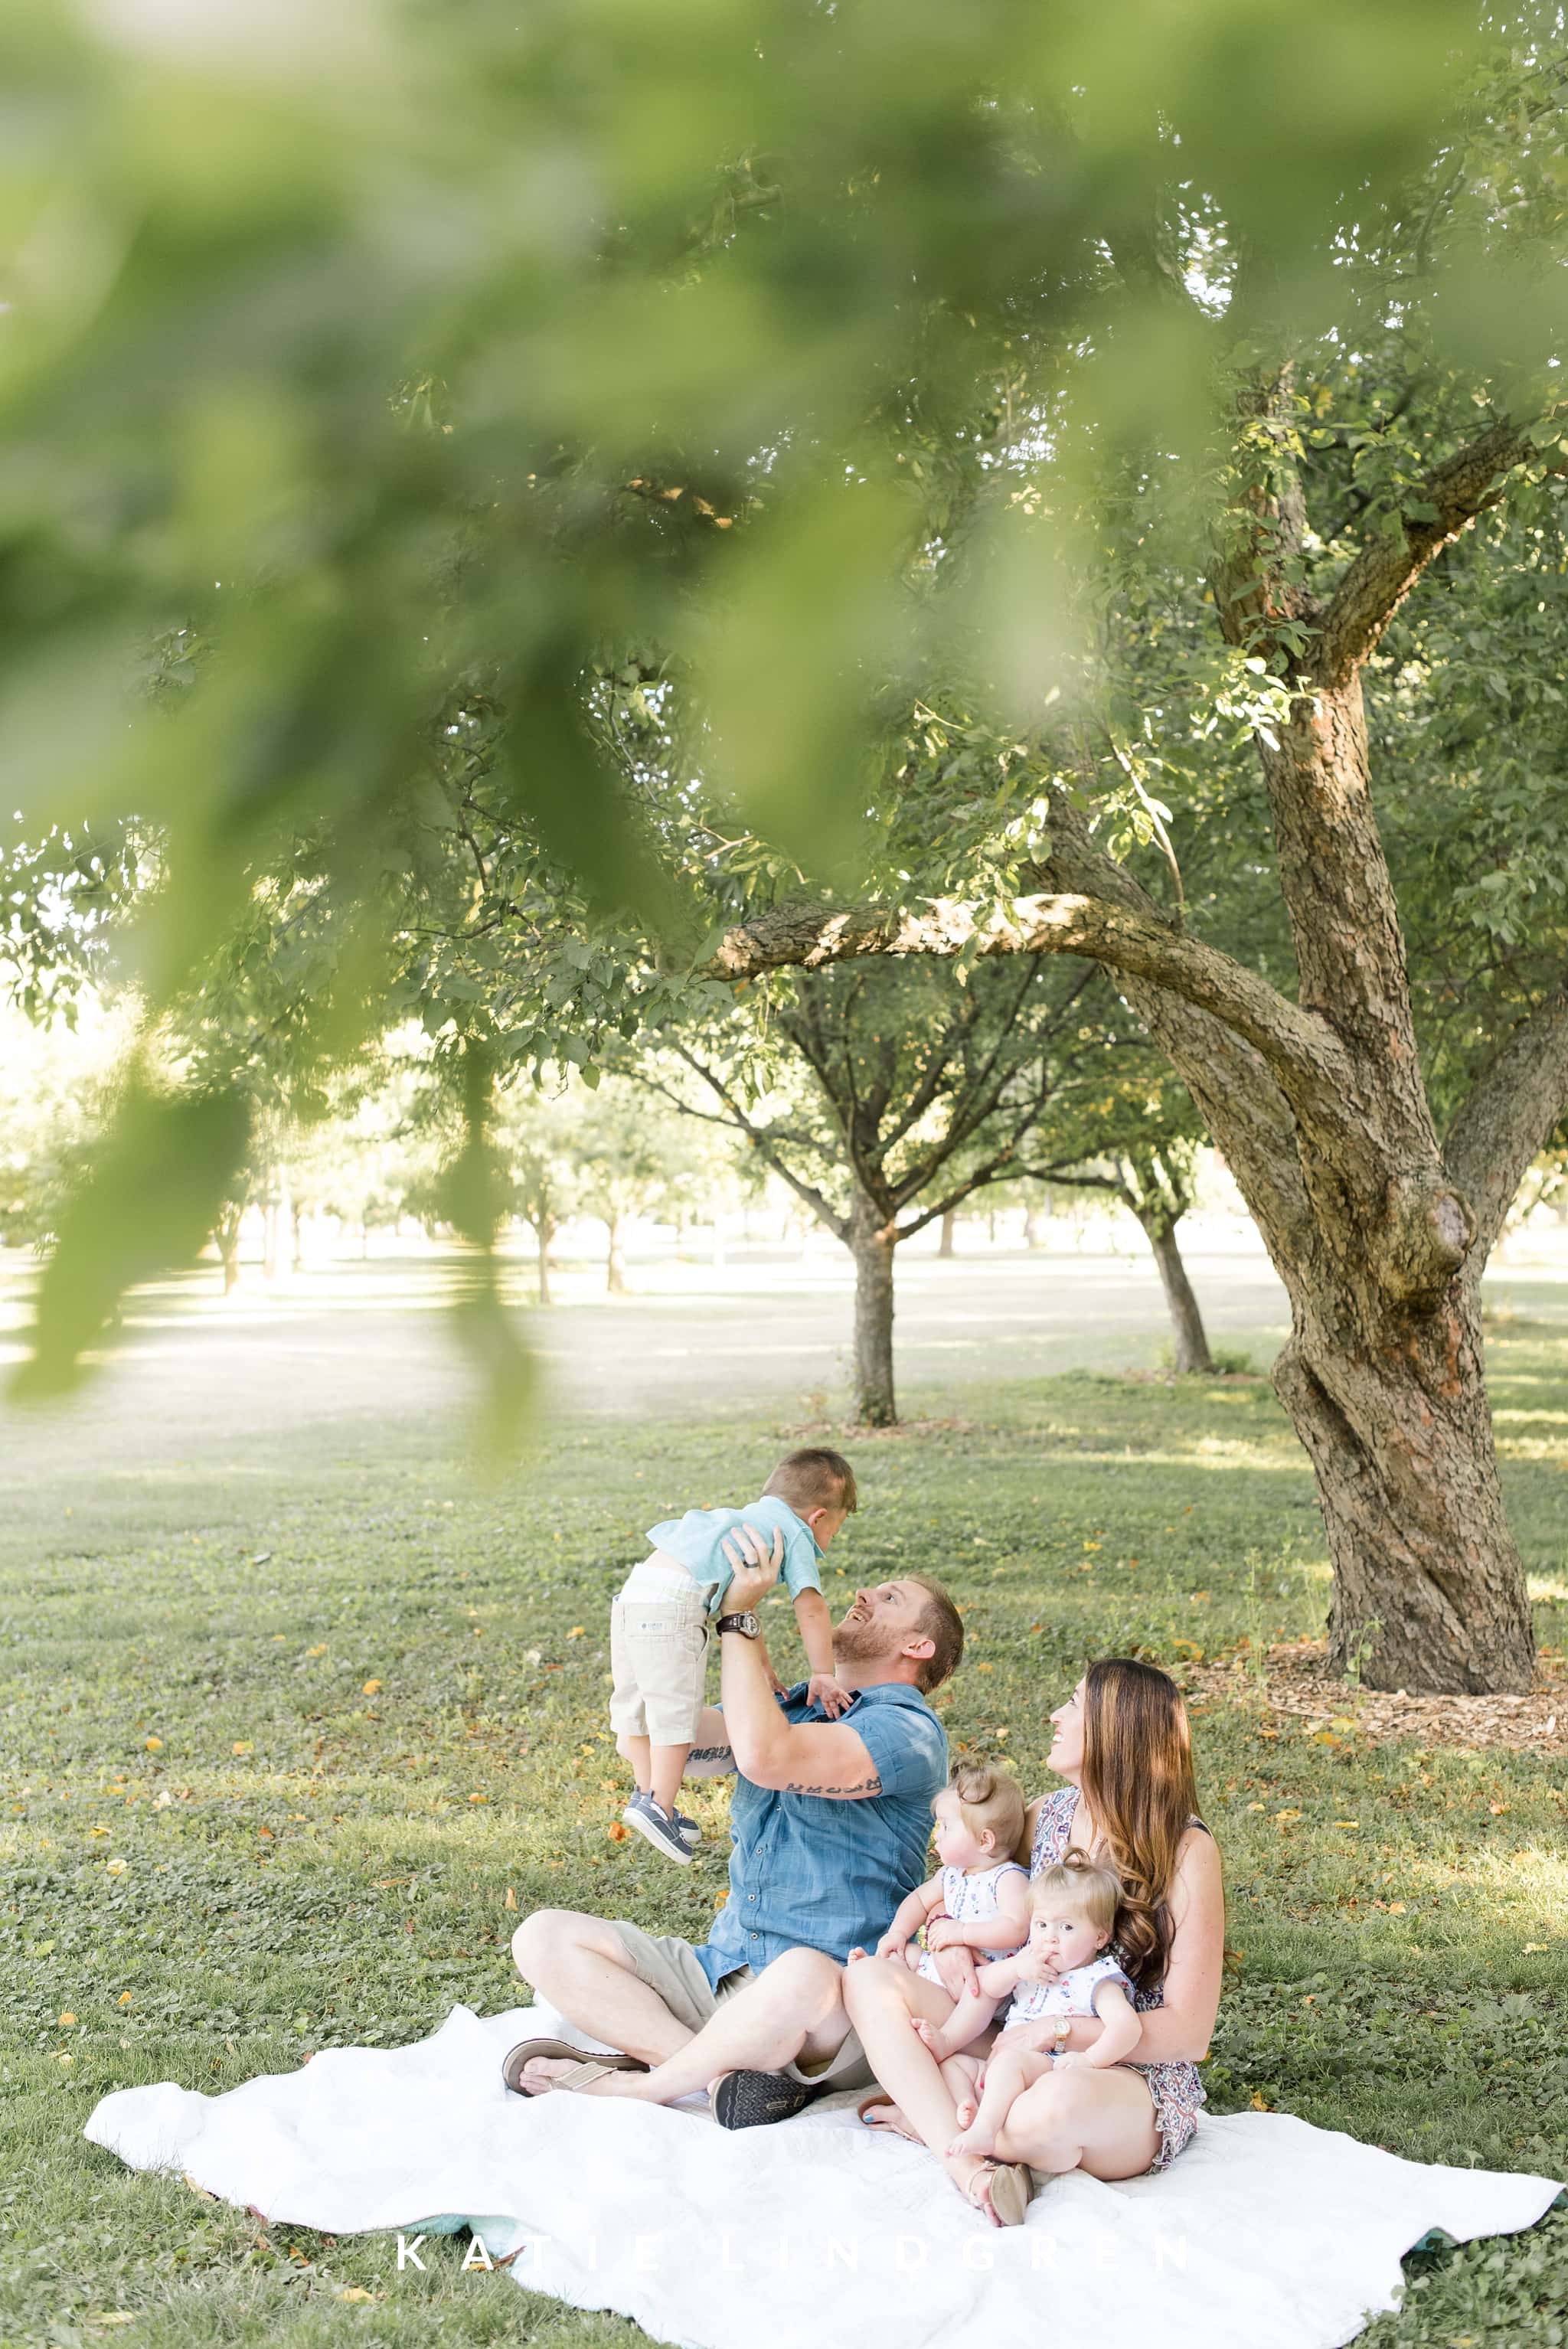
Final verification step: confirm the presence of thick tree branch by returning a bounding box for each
[1443,985,1568,1263]
[1315,413,1567,687]
[707,889,1354,1122]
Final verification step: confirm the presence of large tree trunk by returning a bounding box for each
[1023,1204,1044,1249]
[938,1209,956,1258]
[1273,1280,1534,1694]
[606,1214,626,1295]
[535,1217,555,1306]
[1135,1209,1214,1375]
[848,1194,897,1426]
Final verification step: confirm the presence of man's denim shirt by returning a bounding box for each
[693,1680,948,1991]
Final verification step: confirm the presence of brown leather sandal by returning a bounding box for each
[966,2158,1034,2227]
[501,2037,649,2096]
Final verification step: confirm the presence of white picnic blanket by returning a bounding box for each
[85,2002,1561,2349]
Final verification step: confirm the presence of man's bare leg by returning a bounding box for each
[511,1908,694,2076]
[606,1948,851,2105]
[512,1929,850,2107]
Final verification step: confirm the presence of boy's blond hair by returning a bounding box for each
[1031,1854,1120,1938]
[942,1764,1026,1856]
[765,1447,858,1515]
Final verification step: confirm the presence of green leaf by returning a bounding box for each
[12,1076,250,1400]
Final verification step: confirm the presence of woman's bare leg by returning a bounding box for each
[949,2044,1054,2159]
[992,2063,1161,2181]
[841,1956,1002,2209]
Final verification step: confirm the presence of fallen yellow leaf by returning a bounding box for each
[119,1991,133,2006]
[1525,1942,1549,1953]
[1387,1900,1407,1914]
[504,1887,518,1911]
[144,1736,163,1752]
[231,1742,253,1756]
[58,2012,77,2027]
[306,1643,327,1657]
[338,2287,379,2302]
[1250,2089,1271,2110]
[87,2312,137,2326]
[1334,1821,1360,1830]
[361,1680,382,1697]
[106,1859,127,1875]
[567,1627,585,1639]
[469,1792,487,1804]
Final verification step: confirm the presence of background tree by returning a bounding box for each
[635,956,1109,1423]
[1024,1042,1218,1374]
[487,1083,583,1308]
[570,1084,703,1295]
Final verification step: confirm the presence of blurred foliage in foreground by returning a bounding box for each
[3,0,1566,1411]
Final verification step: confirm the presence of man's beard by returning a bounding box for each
[832,1613,897,1668]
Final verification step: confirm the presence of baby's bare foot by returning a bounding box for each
[953,2095,978,2132]
[947,2126,995,2160]
[913,2017,943,2050]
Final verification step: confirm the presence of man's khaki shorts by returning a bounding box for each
[609,1589,710,1745]
[607,1919,874,2093]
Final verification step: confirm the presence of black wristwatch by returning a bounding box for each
[717,1611,761,1640]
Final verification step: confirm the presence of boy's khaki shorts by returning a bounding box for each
[609,1588,710,1745]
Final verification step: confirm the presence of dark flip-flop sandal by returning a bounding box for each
[710,2069,829,2128]
[501,2037,649,2096]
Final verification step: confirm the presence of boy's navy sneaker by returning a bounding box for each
[622,1792,694,1865]
[622,1792,701,1848]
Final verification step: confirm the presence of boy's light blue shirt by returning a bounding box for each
[645,1496,824,1617]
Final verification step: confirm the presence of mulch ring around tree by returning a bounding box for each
[1188,1638,1568,1753]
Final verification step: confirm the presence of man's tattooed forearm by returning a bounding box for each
[781,1772,883,1797]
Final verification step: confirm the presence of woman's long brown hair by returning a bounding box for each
[1080,1658,1200,1988]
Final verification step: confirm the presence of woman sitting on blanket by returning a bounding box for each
[842,1655,1223,2228]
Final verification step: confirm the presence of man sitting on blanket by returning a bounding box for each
[507,1528,962,2129]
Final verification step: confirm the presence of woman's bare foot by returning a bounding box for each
[857,2096,923,2143]
[956,2158,1003,2226]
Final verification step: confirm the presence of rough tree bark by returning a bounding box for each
[848,1191,898,1426]
[939,1208,956,1257]
[704,398,1568,1691]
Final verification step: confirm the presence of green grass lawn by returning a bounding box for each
[3,1305,1566,2346]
